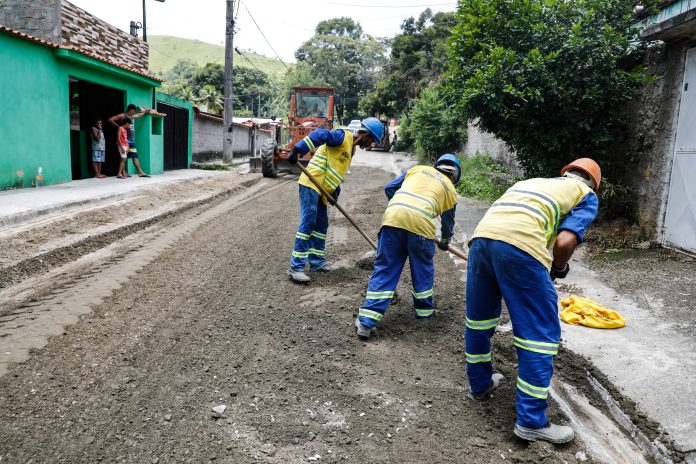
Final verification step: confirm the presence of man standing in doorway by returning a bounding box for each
[108,104,151,177]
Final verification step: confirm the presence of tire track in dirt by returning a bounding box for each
[0,166,657,463]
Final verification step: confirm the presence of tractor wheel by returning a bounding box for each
[261,139,278,178]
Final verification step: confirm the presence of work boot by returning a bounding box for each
[355,318,376,339]
[312,261,341,272]
[467,373,504,401]
[514,423,575,444]
[287,268,310,284]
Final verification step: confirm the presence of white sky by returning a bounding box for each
[67,0,458,63]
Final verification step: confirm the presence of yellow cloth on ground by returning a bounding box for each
[560,295,625,329]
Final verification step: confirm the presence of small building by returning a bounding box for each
[0,0,191,189]
[633,0,696,254]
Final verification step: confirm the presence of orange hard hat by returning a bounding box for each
[561,158,601,192]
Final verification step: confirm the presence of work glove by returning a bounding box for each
[287,147,300,165]
[437,238,450,251]
[330,185,341,204]
[550,262,570,280]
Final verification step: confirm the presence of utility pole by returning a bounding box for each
[223,0,235,162]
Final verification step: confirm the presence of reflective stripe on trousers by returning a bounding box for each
[290,185,329,271]
[358,226,435,328]
[465,238,560,429]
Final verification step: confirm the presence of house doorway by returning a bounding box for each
[663,47,696,253]
[157,101,189,170]
[69,79,125,179]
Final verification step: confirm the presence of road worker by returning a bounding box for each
[354,154,461,338]
[464,158,601,444]
[286,117,385,284]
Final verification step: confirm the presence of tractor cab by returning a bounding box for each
[251,87,336,178]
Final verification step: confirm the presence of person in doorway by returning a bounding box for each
[354,154,460,339]
[116,119,131,179]
[91,118,107,179]
[464,158,601,444]
[285,117,385,284]
[108,104,151,177]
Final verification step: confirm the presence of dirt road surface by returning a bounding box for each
[0,155,661,463]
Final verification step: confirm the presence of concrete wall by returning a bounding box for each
[193,117,223,162]
[619,40,689,239]
[61,1,148,72]
[463,120,521,174]
[192,115,273,162]
[0,0,62,43]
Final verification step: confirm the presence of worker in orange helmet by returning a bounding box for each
[464,158,601,444]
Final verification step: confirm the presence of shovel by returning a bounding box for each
[294,162,468,263]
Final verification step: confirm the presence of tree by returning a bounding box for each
[409,86,466,163]
[197,85,223,115]
[444,0,653,179]
[360,10,456,117]
[190,63,225,96]
[295,17,386,121]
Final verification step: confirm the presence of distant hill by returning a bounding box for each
[148,35,290,78]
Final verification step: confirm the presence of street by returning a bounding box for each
[0,152,672,463]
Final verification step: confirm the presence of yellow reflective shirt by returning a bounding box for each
[470,177,593,269]
[298,129,354,204]
[381,165,458,239]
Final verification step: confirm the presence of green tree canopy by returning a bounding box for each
[360,9,456,117]
[444,0,653,178]
[295,17,386,121]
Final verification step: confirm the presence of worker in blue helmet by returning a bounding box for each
[286,117,385,284]
[355,154,461,338]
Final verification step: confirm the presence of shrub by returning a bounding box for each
[444,0,653,183]
[410,86,467,164]
[456,153,518,202]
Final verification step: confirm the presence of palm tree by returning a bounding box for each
[197,85,223,115]
[179,87,195,103]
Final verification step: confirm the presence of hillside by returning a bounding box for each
[148,35,290,78]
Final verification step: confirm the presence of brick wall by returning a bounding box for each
[0,0,62,42]
[60,1,149,72]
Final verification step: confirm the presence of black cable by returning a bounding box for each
[240,0,291,71]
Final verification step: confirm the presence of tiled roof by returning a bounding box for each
[0,25,164,83]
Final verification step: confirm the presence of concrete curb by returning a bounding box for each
[0,169,244,230]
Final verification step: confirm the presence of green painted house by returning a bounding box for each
[0,0,192,190]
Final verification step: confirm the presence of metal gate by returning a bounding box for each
[663,47,696,253]
[157,102,189,171]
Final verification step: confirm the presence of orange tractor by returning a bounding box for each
[250,86,335,178]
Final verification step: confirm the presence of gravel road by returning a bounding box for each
[0,162,656,463]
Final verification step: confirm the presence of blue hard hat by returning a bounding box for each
[360,117,385,146]
[435,153,462,184]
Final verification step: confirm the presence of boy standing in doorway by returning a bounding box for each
[116,119,130,179]
[91,118,107,178]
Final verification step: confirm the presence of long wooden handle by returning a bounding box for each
[295,162,378,250]
[436,240,468,261]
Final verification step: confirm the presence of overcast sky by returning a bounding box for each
[68,0,458,62]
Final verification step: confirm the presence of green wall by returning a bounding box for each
[0,31,163,190]
[0,33,71,189]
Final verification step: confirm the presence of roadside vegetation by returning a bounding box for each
[456,154,518,202]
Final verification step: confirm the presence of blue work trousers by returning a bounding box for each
[290,185,329,271]
[358,226,435,328]
[465,238,560,429]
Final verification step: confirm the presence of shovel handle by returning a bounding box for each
[295,162,378,250]
[436,240,468,261]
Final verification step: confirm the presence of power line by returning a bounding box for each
[240,0,291,72]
